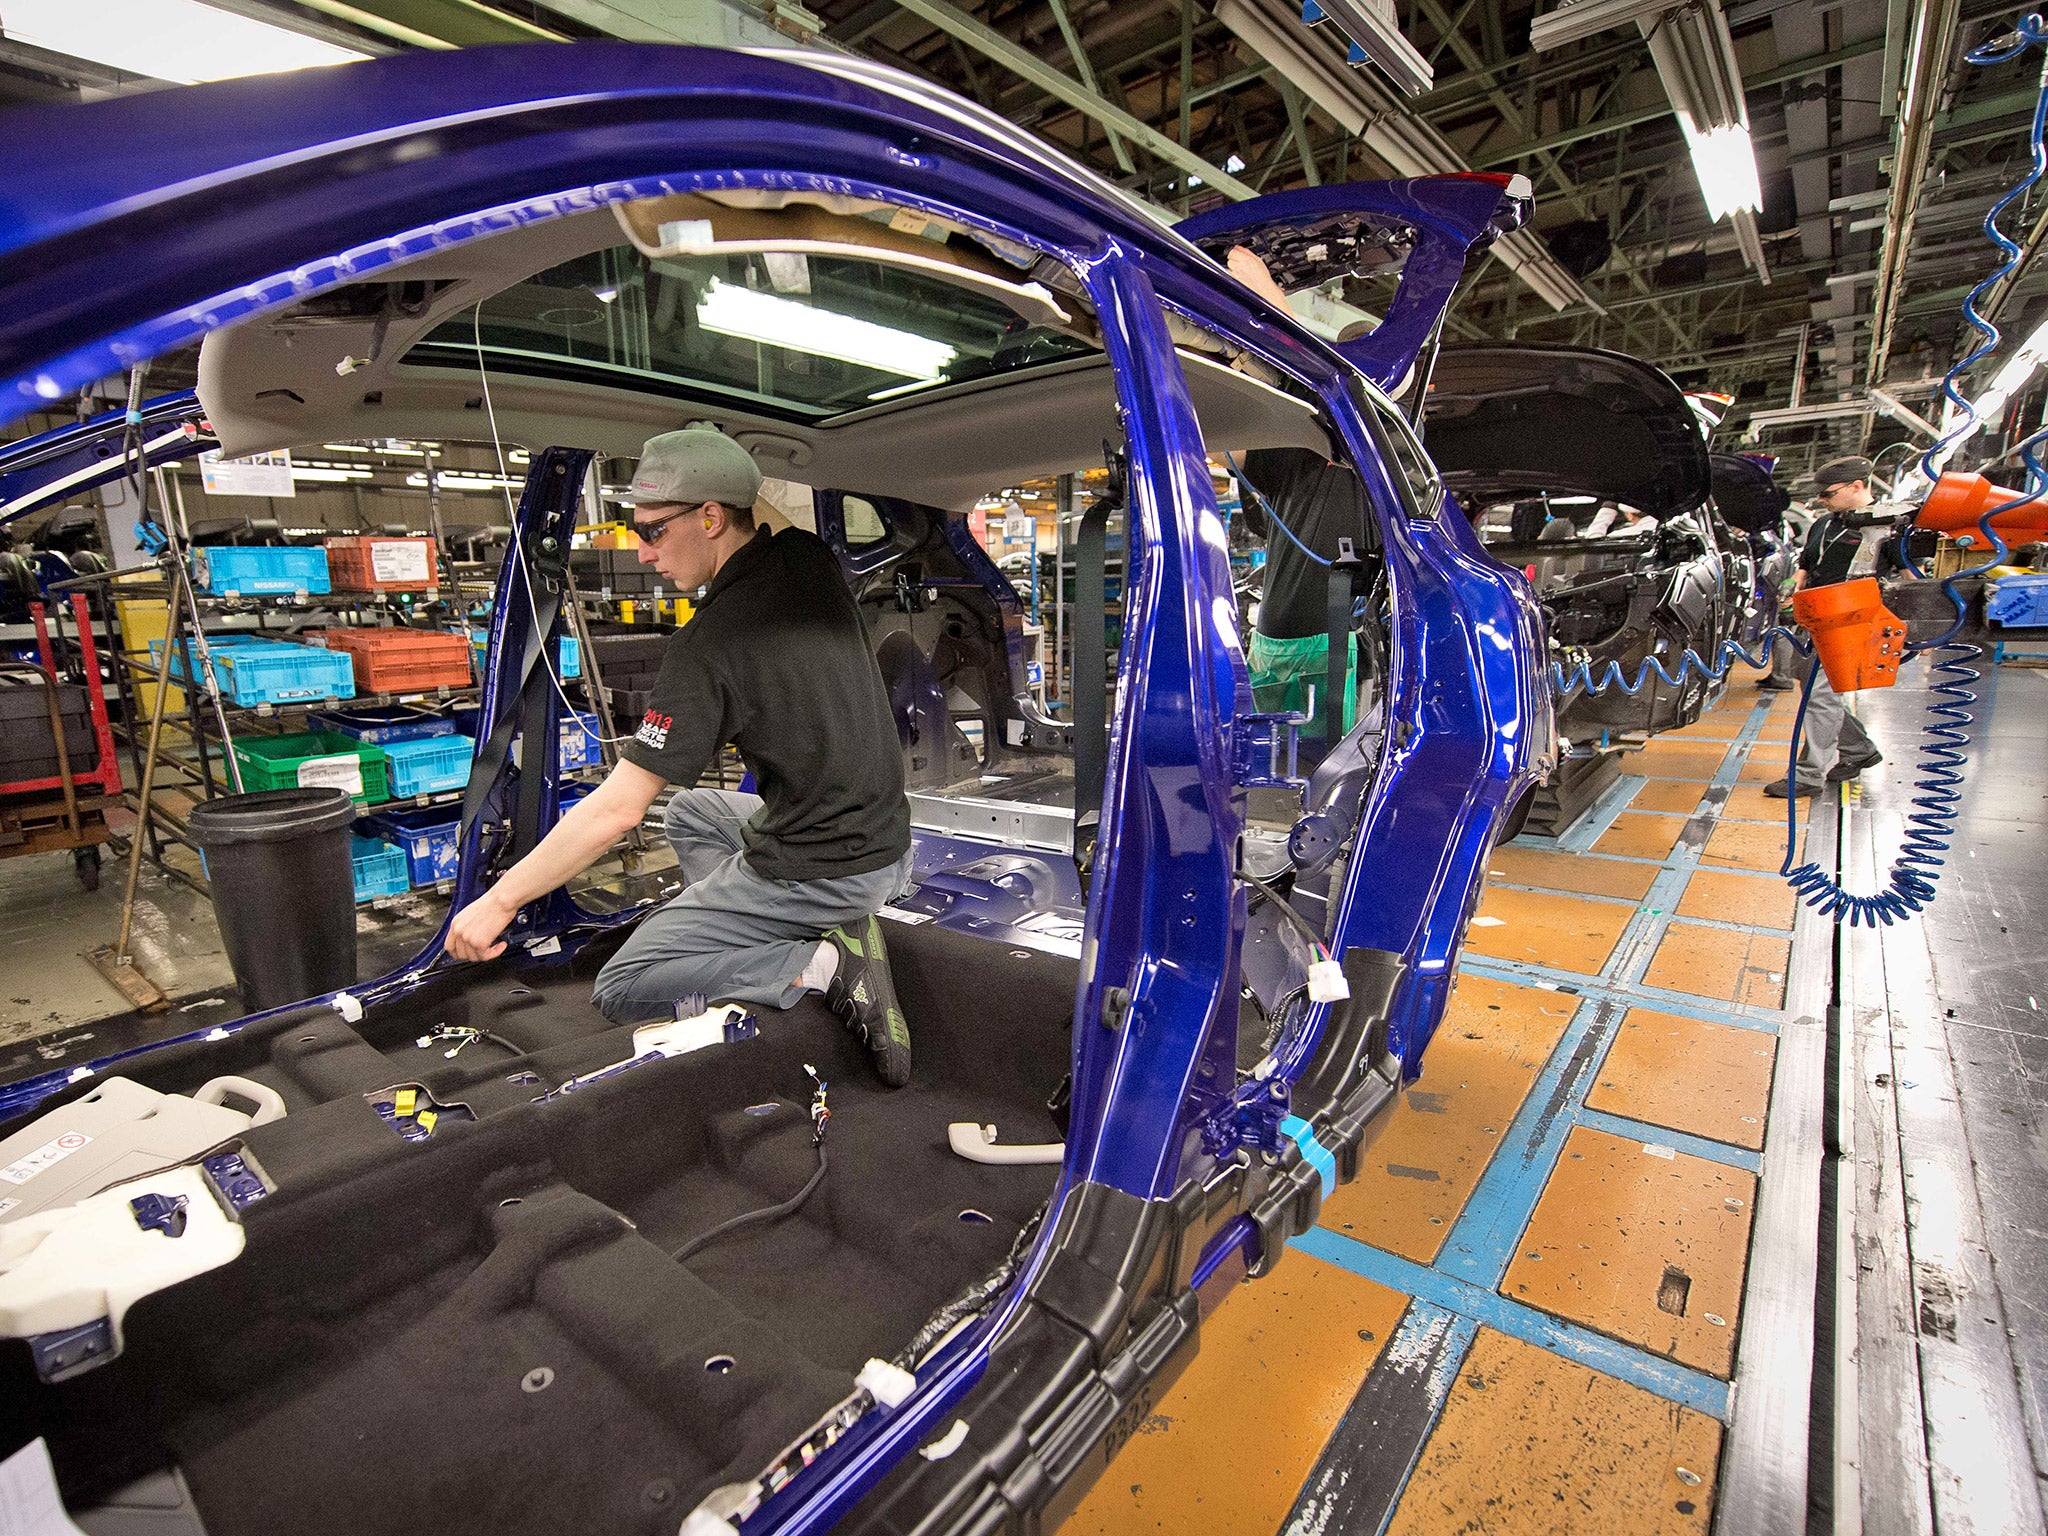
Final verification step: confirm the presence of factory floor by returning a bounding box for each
[1069,663,2046,1536]
[4,669,2043,1534]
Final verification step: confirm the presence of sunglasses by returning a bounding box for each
[634,502,710,546]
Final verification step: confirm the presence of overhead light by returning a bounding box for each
[289,466,371,483]
[408,471,525,491]
[1303,0,1434,97]
[1682,121,1762,222]
[592,286,619,304]
[1224,153,1248,173]
[696,278,956,380]
[3,0,369,84]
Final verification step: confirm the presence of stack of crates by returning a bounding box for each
[311,704,457,744]
[357,805,461,888]
[190,546,330,597]
[469,631,579,678]
[585,623,671,728]
[453,706,604,772]
[307,628,472,695]
[324,536,439,597]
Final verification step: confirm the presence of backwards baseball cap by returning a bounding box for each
[1813,455,1874,492]
[628,427,762,509]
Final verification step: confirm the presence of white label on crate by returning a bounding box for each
[297,754,364,796]
[370,541,431,583]
[0,1131,91,1185]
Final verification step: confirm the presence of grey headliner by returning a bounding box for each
[197,209,1326,510]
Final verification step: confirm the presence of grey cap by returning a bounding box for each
[628,427,762,509]
[1813,455,1873,491]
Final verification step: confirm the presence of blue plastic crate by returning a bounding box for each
[1987,573,2048,629]
[558,780,594,812]
[559,636,580,678]
[468,631,578,676]
[309,704,458,744]
[560,710,601,771]
[381,733,473,797]
[191,545,331,596]
[350,835,410,902]
[150,637,355,706]
[357,806,459,887]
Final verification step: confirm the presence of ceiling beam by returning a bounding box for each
[887,0,1258,197]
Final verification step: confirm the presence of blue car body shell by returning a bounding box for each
[0,44,1553,1533]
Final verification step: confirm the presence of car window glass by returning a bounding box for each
[843,495,889,547]
[1352,379,1442,519]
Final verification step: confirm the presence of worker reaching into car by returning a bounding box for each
[1764,454,1891,799]
[1223,245,1368,746]
[445,426,918,1086]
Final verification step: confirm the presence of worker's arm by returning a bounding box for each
[1226,246,1294,315]
[445,758,666,961]
[1793,568,1809,592]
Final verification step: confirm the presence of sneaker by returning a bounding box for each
[824,915,912,1088]
[1755,677,1796,691]
[1763,778,1821,799]
[1828,751,1884,783]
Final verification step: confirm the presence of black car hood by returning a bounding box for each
[1708,451,1791,536]
[1421,343,1711,521]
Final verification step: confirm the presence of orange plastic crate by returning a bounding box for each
[325,536,439,594]
[308,628,472,694]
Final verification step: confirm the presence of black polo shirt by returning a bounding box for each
[1801,512,1902,588]
[620,526,910,882]
[1240,448,1370,640]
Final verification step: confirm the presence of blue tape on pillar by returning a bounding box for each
[1280,1113,1336,1198]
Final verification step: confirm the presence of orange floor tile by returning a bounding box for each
[1641,921,1790,1007]
[1321,974,1576,1261]
[1719,783,1808,823]
[1064,1257,1408,1535]
[1593,811,1690,861]
[1701,818,1802,872]
[1585,1008,1778,1150]
[1500,1126,1757,1378]
[1386,1329,1723,1536]
[1667,714,1744,740]
[1466,885,1627,975]
[1630,740,1733,781]
[1632,778,1708,815]
[1488,845,1658,901]
[1735,754,1794,785]
[1674,867,1797,931]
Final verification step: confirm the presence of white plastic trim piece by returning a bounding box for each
[856,1357,916,1409]
[919,1419,970,1461]
[1308,960,1351,1002]
[946,1123,1065,1166]
[194,1076,287,1127]
[331,992,363,1023]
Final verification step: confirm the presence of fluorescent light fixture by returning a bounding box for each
[866,379,935,402]
[289,466,371,483]
[3,0,369,84]
[1305,0,1434,97]
[1682,121,1762,222]
[1224,153,1248,173]
[697,278,956,380]
[407,471,525,491]
[592,286,620,304]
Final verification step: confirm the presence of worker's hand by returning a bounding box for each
[1225,245,1293,312]
[445,889,516,962]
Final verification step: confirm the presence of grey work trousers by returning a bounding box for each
[590,787,913,1024]
[1795,666,1878,788]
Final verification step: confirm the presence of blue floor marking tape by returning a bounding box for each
[1574,1105,1765,1174]
[1457,955,1785,1034]
[1291,1226,1734,1421]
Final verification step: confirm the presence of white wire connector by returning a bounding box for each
[331,991,364,1023]
[1307,960,1349,1003]
[855,1357,917,1409]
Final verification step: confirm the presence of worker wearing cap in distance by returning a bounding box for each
[445,427,917,1086]
[1765,454,1889,799]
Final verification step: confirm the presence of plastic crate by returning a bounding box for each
[560,710,602,771]
[381,733,474,797]
[350,835,411,902]
[1987,573,2048,628]
[308,628,472,695]
[357,806,459,887]
[558,780,594,812]
[190,545,331,596]
[231,731,389,805]
[468,631,580,677]
[150,637,355,706]
[324,536,438,594]
[309,704,458,744]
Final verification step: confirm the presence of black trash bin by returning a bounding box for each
[188,787,357,1011]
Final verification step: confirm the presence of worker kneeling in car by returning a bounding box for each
[445,427,917,1086]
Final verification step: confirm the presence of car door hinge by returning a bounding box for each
[1231,710,1307,789]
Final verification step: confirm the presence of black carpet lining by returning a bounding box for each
[1,921,1075,1534]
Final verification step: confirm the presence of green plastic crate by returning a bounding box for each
[230,730,389,805]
